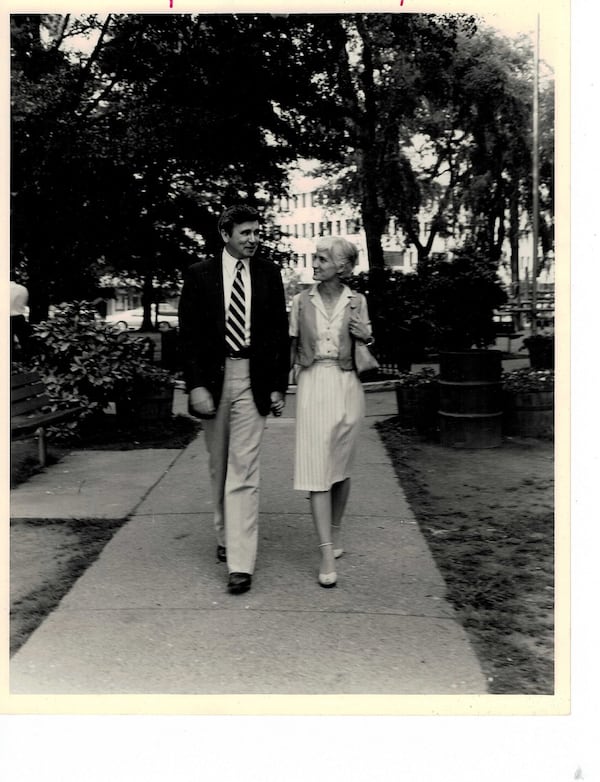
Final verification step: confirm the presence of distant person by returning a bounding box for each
[289,237,373,588]
[178,205,289,595]
[10,279,31,357]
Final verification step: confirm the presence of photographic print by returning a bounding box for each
[4,1,567,716]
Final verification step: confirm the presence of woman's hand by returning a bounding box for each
[349,315,372,343]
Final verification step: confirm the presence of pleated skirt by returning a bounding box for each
[293,360,365,491]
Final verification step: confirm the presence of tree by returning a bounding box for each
[270,14,480,283]
[11,13,335,321]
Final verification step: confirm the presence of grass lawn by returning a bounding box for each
[377,418,554,695]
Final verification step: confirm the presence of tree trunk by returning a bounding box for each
[140,272,155,331]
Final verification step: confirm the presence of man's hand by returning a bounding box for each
[270,391,285,417]
[189,386,216,417]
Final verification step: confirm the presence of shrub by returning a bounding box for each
[349,245,507,362]
[25,301,174,435]
[395,367,439,388]
[522,334,554,369]
[502,368,554,393]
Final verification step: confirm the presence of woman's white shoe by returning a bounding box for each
[318,542,337,588]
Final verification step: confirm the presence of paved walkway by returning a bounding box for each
[10,390,487,696]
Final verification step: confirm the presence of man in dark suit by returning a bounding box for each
[178,205,289,595]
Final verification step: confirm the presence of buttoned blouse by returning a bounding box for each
[289,284,354,360]
[222,248,252,346]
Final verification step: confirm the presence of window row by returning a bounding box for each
[276,218,362,239]
[276,193,319,211]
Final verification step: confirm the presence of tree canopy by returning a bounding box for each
[11,13,554,320]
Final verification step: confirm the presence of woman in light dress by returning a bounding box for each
[289,236,374,587]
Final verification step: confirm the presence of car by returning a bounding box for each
[105,304,180,332]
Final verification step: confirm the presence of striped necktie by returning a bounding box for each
[226,260,247,352]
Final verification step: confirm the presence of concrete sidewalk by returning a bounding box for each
[10,391,487,696]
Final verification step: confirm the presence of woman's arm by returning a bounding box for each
[290,336,298,369]
[349,294,374,343]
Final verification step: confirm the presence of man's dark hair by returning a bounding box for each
[218,204,262,237]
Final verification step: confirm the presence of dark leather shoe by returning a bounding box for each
[216,545,226,563]
[227,572,252,594]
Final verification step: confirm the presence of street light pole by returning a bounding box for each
[531,13,540,336]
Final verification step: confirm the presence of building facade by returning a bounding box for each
[269,163,555,296]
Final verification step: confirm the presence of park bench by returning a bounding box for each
[11,371,81,467]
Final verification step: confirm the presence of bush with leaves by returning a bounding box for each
[24,301,174,434]
[502,368,554,393]
[350,245,507,362]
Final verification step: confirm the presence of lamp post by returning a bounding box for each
[531,14,540,336]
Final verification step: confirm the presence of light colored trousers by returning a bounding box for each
[202,358,266,574]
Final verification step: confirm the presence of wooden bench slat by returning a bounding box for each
[11,371,41,390]
[11,407,82,435]
[11,396,53,417]
[11,382,47,403]
[11,370,82,466]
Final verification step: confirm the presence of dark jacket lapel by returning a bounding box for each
[206,255,225,341]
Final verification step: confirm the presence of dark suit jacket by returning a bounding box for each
[178,254,290,417]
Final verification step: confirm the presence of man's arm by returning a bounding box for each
[270,265,291,396]
[178,266,207,393]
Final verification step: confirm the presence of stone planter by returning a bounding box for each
[503,389,554,438]
[395,382,439,437]
[116,386,175,422]
[438,350,503,448]
[524,336,554,369]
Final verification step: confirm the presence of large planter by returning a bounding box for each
[395,382,439,437]
[116,386,175,422]
[438,350,503,448]
[524,336,554,369]
[503,390,554,438]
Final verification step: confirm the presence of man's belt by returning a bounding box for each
[226,347,251,359]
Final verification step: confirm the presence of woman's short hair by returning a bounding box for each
[218,204,261,236]
[316,236,359,271]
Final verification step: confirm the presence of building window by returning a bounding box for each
[302,223,307,238]
[310,223,316,238]
[302,193,307,208]
[335,220,341,235]
[301,254,307,268]
[311,192,317,207]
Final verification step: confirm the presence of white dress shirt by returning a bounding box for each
[289,284,354,360]
[222,248,252,346]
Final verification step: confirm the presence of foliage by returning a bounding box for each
[300,14,553,280]
[350,245,507,358]
[415,245,508,350]
[10,14,335,320]
[280,263,304,310]
[11,12,554,321]
[522,334,555,348]
[25,301,174,434]
[502,367,554,393]
[395,368,439,388]
[521,333,554,369]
